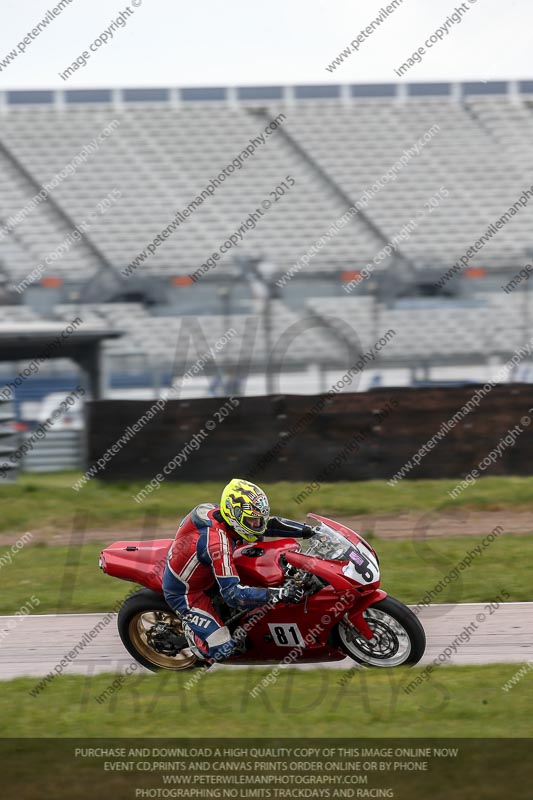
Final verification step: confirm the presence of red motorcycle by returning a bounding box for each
[99,514,425,671]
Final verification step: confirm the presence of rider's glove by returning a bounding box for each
[301,524,316,539]
[267,584,305,605]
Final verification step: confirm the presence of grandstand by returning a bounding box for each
[1,80,533,407]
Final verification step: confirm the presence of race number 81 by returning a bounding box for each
[268,623,305,647]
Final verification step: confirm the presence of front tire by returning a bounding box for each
[117,589,197,672]
[336,595,425,667]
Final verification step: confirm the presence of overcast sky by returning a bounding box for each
[0,0,529,90]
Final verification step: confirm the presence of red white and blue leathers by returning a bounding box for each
[162,502,305,660]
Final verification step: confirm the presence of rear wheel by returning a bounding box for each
[117,589,197,672]
[336,596,425,667]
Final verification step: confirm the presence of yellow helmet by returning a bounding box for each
[220,478,270,542]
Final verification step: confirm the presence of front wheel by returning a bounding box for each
[117,589,197,672]
[336,596,425,667]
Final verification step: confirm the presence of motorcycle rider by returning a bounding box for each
[162,478,314,665]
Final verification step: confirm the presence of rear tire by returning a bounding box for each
[336,595,425,667]
[117,589,197,672]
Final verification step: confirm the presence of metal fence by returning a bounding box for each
[0,398,18,482]
[21,430,83,473]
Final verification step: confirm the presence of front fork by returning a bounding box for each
[344,589,387,640]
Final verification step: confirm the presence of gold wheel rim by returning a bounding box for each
[128,611,197,670]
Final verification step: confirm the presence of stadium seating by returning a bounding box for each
[306,295,526,359]
[278,98,533,266]
[465,98,533,172]
[38,293,528,374]
[1,86,533,289]
[49,301,345,370]
[1,84,533,391]
[0,104,379,283]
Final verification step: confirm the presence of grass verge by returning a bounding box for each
[0,664,528,737]
[1,474,533,536]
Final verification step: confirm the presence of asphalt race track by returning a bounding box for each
[0,603,531,679]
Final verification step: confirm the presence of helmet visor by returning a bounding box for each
[243,514,266,532]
